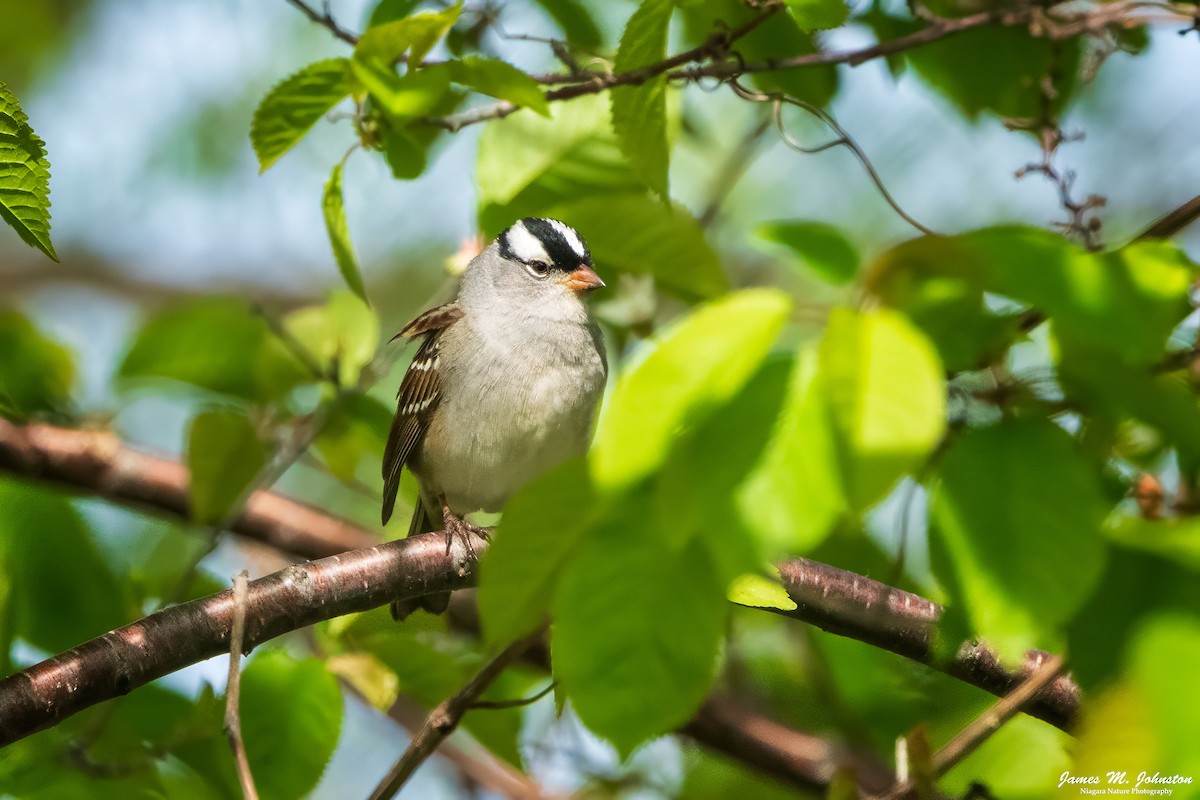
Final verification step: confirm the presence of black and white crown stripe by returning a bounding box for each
[499,218,591,271]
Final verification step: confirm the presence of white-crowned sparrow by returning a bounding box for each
[382,218,608,618]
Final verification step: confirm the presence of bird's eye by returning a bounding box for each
[525,260,551,279]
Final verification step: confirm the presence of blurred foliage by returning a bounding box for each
[3,0,1200,797]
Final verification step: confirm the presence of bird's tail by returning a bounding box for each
[390,499,451,620]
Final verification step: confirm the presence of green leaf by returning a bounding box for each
[738,346,846,554]
[553,492,727,756]
[656,357,792,578]
[250,59,351,173]
[367,0,420,29]
[350,57,450,121]
[476,94,622,210]
[930,418,1109,660]
[532,0,603,48]
[186,408,267,524]
[906,28,1079,120]
[444,56,548,115]
[591,288,791,489]
[757,220,859,285]
[0,310,73,418]
[478,458,596,646]
[381,126,428,179]
[354,3,462,66]
[549,194,726,298]
[611,0,674,198]
[820,307,945,509]
[1128,614,1200,774]
[284,289,379,387]
[322,162,369,301]
[239,652,343,800]
[0,82,56,261]
[314,393,392,482]
[325,652,399,711]
[680,2,837,106]
[0,479,128,654]
[118,298,309,401]
[784,0,848,31]
[728,574,797,611]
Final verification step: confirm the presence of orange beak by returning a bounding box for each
[564,265,605,293]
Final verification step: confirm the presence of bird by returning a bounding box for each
[382,218,608,618]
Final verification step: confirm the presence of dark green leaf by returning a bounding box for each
[186,408,267,524]
[757,220,859,285]
[532,0,603,48]
[611,0,674,198]
[250,59,351,172]
[118,298,309,401]
[478,458,596,646]
[931,418,1109,660]
[785,0,848,32]
[444,56,548,115]
[591,289,791,489]
[366,0,420,29]
[549,194,726,298]
[0,310,73,418]
[906,28,1080,120]
[819,307,945,510]
[322,162,369,301]
[314,393,393,482]
[382,126,428,178]
[0,82,56,261]
[239,652,343,800]
[0,479,128,653]
[553,492,727,757]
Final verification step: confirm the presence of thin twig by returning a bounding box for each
[285,0,359,45]
[729,80,939,237]
[471,681,555,710]
[224,571,259,800]
[877,653,1066,798]
[698,114,773,229]
[369,630,545,800]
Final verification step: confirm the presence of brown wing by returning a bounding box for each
[381,303,464,525]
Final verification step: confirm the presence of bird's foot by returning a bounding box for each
[441,508,492,558]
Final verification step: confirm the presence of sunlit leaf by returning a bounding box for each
[239,652,343,800]
[323,162,369,301]
[591,288,791,489]
[611,0,673,198]
[326,652,399,711]
[250,59,351,172]
[354,2,462,66]
[350,57,450,121]
[728,574,797,611]
[553,491,726,757]
[186,408,267,524]
[284,289,379,387]
[445,56,548,115]
[0,310,73,419]
[931,418,1108,661]
[479,458,596,646]
[739,346,846,554]
[1128,614,1200,774]
[0,82,56,261]
[820,307,945,509]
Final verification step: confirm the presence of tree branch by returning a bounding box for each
[0,420,1081,742]
[420,1,1189,133]
[773,559,1080,730]
[369,630,544,800]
